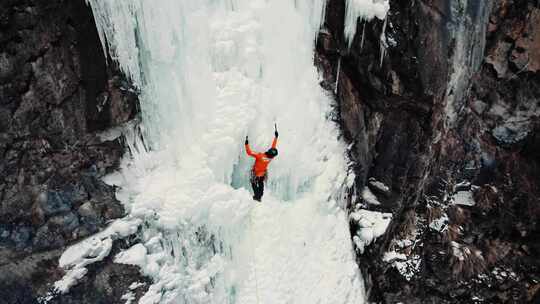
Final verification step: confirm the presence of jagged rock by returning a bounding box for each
[510,8,540,72]
[486,40,512,77]
[0,52,16,81]
[41,191,72,216]
[0,0,144,302]
[78,201,99,219]
[9,225,32,250]
[33,224,66,250]
[48,211,80,235]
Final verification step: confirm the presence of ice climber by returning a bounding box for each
[245,127,278,202]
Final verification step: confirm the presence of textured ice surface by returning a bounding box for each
[52,0,388,303]
[350,209,392,254]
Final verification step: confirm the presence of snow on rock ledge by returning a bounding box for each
[382,250,422,281]
[40,218,142,302]
[115,243,148,268]
[350,209,392,253]
[361,187,381,205]
[368,178,390,196]
[429,213,449,232]
[453,190,476,206]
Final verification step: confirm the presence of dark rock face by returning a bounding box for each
[318,0,539,303]
[0,0,142,303]
[318,0,451,212]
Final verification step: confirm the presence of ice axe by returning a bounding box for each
[274,122,278,138]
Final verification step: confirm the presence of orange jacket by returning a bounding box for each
[245,137,278,177]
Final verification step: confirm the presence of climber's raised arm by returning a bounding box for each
[245,136,256,157]
[271,128,278,149]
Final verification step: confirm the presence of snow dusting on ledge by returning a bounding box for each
[39,218,141,303]
[382,250,422,281]
[453,190,476,206]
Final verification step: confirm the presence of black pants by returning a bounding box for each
[250,174,266,201]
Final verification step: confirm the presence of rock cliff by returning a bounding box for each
[317,0,539,302]
[0,0,145,303]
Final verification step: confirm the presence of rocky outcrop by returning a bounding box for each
[318,0,539,303]
[317,0,453,212]
[0,0,144,302]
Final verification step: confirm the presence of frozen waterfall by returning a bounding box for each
[48,1,386,303]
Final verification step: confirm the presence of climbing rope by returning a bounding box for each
[249,209,261,304]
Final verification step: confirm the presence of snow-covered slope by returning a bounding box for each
[50,1,388,303]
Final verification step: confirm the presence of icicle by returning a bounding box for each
[379,17,388,67]
[360,20,366,50]
[334,56,341,95]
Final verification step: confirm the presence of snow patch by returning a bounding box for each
[392,254,421,281]
[368,178,389,194]
[382,251,406,262]
[40,218,141,302]
[453,190,476,206]
[450,241,465,261]
[351,209,392,253]
[129,281,146,290]
[361,187,380,205]
[429,213,449,232]
[383,251,421,281]
[57,218,141,289]
[121,291,136,304]
[455,180,471,190]
[115,243,148,267]
[395,238,413,248]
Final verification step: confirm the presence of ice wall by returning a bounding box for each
[53,0,373,303]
